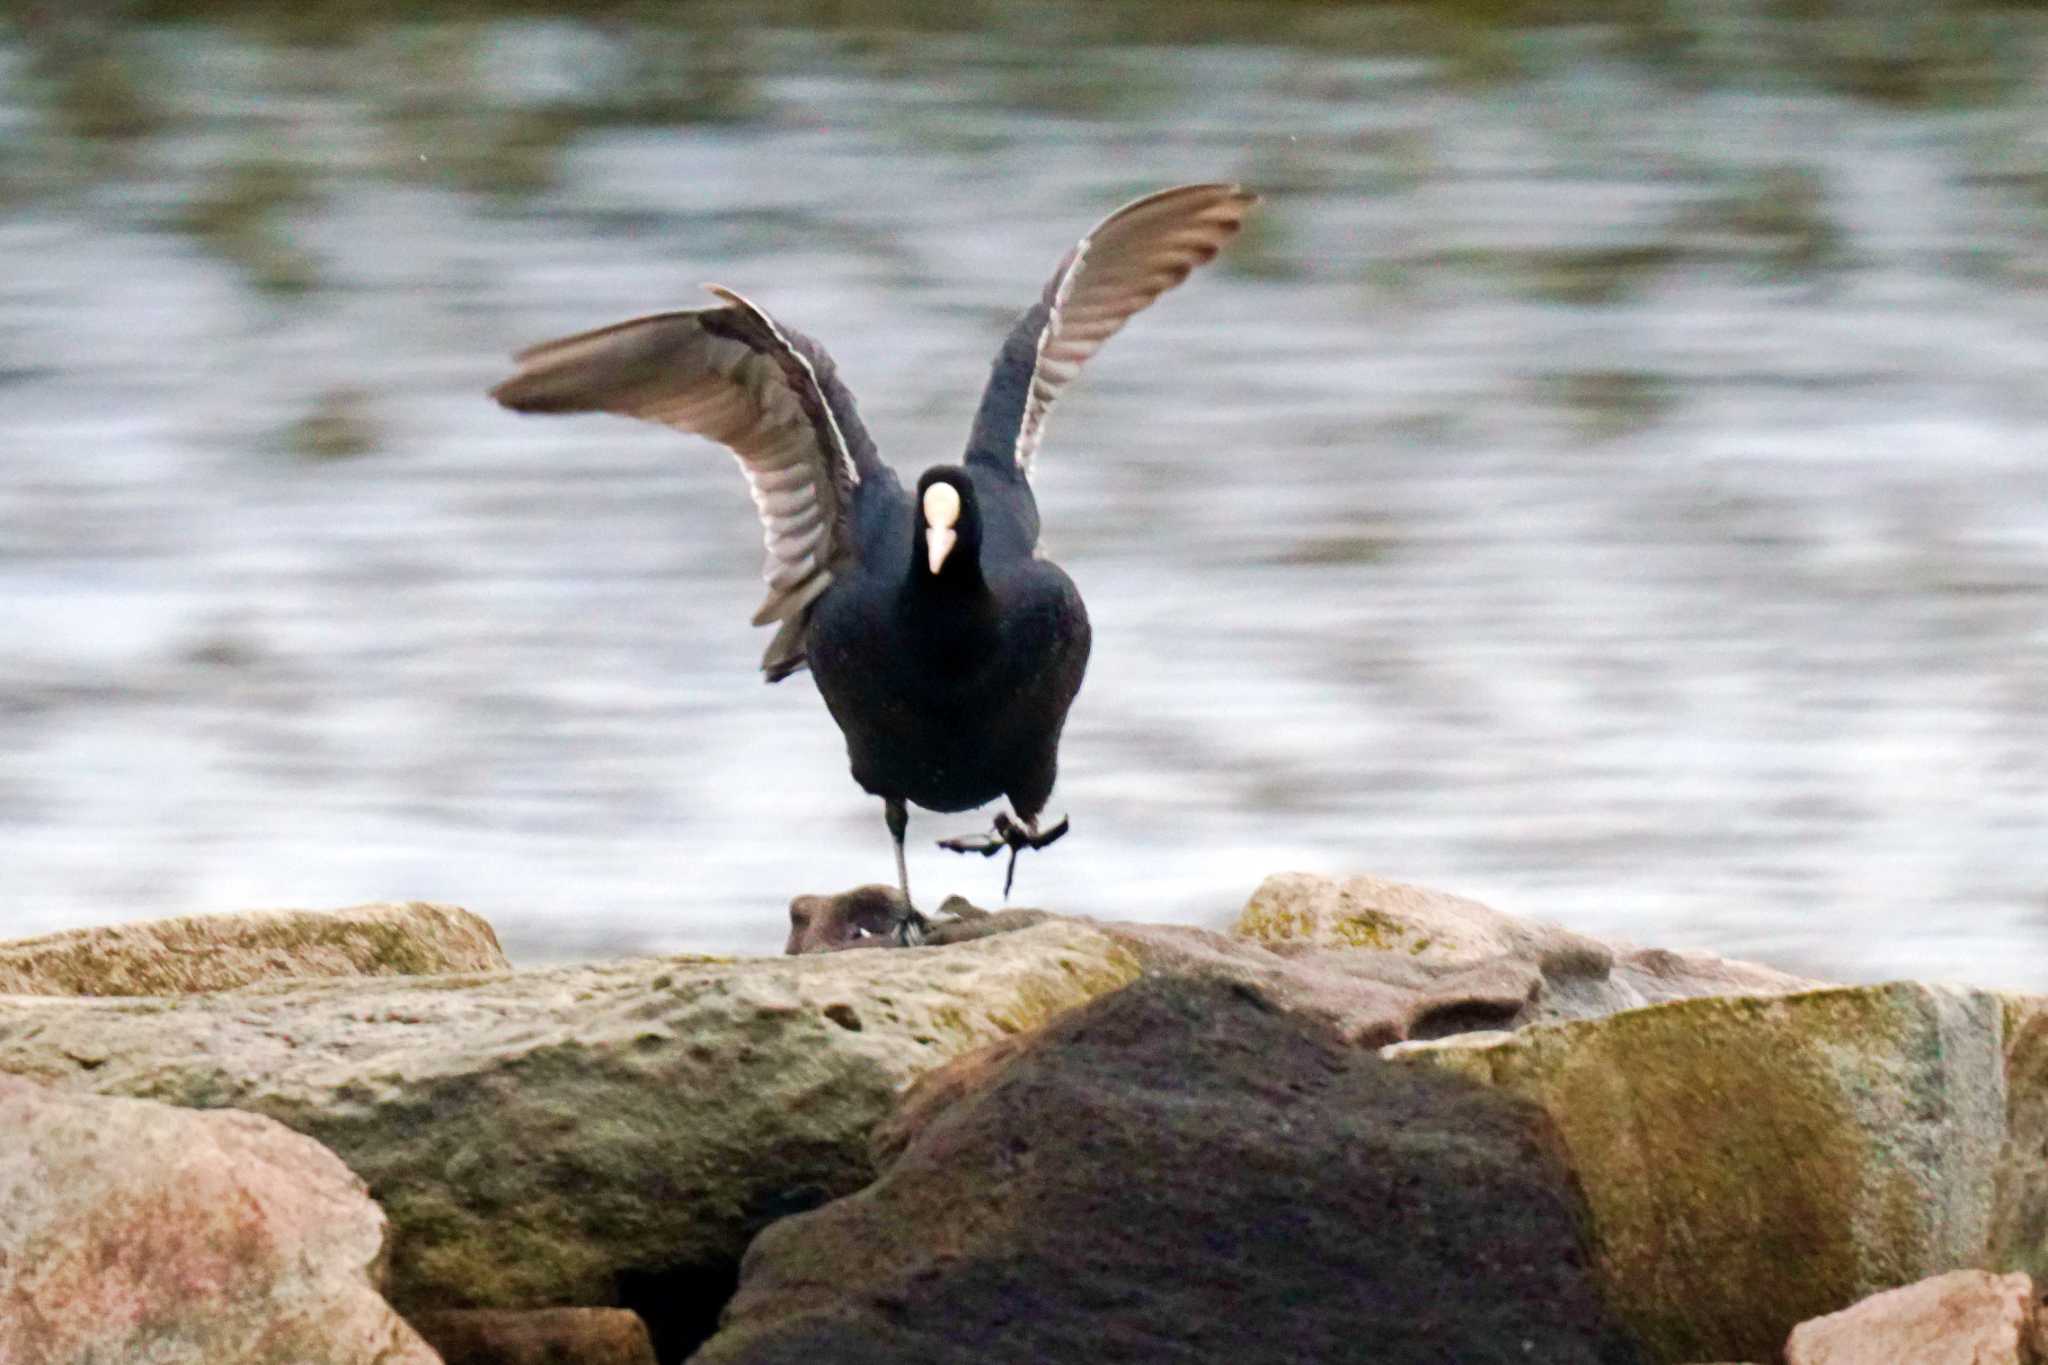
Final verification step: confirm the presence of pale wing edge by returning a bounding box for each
[489,293,861,675]
[1011,183,1257,473]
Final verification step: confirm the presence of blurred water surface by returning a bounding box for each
[2,0,2046,980]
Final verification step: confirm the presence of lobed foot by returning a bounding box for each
[936,830,1005,857]
[1007,812,1070,852]
[938,812,1070,856]
[937,812,1070,897]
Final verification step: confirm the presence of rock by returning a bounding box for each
[1105,917,1542,1046]
[1237,869,1573,961]
[1385,983,2011,1364]
[866,916,1544,1161]
[1236,872,1822,1025]
[1989,996,2048,1289]
[786,890,1470,1047]
[0,1074,433,1365]
[786,882,1774,1049]
[0,919,1140,1315]
[786,887,1053,954]
[784,885,904,952]
[0,900,509,996]
[410,1307,657,1364]
[1612,943,1820,1010]
[693,975,1644,1365]
[1782,1269,2037,1364]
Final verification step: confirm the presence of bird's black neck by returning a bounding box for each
[901,550,998,669]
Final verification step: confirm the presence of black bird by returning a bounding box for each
[491,182,1255,941]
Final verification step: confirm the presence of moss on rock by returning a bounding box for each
[1387,983,2006,1364]
[0,902,508,996]
[0,921,1140,1310]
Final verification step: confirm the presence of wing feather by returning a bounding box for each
[490,286,875,678]
[970,183,1255,478]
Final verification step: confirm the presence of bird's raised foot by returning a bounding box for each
[1008,812,1070,852]
[936,829,1006,858]
[936,812,1070,897]
[937,812,1071,856]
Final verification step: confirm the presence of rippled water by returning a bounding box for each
[3,1,2045,983]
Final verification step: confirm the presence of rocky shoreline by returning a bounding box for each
[2,875,2041,1364]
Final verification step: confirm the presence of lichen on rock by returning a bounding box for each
[0,918,1141,1312]
[1386,982,2010,1364]
[0,900,509,996]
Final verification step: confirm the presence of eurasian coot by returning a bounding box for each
[491,182,1255,941]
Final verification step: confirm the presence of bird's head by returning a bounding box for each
[915,469,980,579]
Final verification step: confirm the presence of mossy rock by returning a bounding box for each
[0,902,509,996]
[1235,870,1558,962]
[0,921,1140,1309]
[1388,983,2009,1364]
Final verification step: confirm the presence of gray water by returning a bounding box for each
[3,1,2046,984]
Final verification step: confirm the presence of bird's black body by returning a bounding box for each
[491,183,1251,938]
[808,462,1090,823]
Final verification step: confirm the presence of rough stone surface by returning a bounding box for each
[1386,983,2009,1364]
[0,1074,434,1365]
[411,1307,658,1364]
[1237,871,1821,1024]
[0,919,1139,1313]
[1103,917,1543,1046]
[785,885,911,953]
[694,975,1643,1365]
[0,900,509,996]
[1991,995,2048,1285]
[1782,1269,2037,1365]
[788,879,1806,1049]
[1238,869,1571,962]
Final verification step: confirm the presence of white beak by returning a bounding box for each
[926,526,958,575]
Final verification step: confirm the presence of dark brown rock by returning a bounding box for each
[692,975,1644,1365]
[410,1308,657,1365]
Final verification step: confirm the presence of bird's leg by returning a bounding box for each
[938,811,1070,899]
[884,797,929,947]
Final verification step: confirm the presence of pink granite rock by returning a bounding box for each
[1783,1269,2038,1365]
[0,1074,434,1365]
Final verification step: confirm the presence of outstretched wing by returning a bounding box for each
[490,287,883,681]
[966,183,1256,479]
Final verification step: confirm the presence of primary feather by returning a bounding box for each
[978,183,1257,479]
[489,287,881,679]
